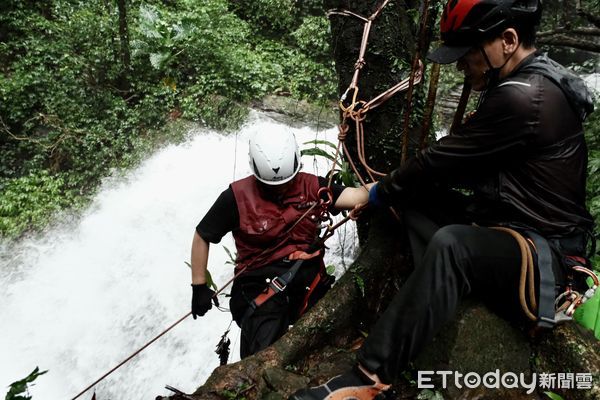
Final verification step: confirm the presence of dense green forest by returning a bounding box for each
[0,0,336,237]
[0,0,599,257]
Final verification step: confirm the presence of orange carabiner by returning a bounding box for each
[317,187,333,207]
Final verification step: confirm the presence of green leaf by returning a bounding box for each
[326,264,336,275]
[544,391,565,400]
[354,274,365,297]
[416,389,444,400]
[5,367,48,400]
[205,269,217,292]
[329,161,360,187]
[149,52,170,70]
[184,262,216,291]
[300,148,341,168]
[303,139,338,150]
[222,245,237,264]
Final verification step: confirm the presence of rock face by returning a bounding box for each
[157,211,600,400]
[415,302,534,400]
[535,323,600,400]
[252,95,339,129]
[409,304,600,400]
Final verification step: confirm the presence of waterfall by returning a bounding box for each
[0,111,358,399]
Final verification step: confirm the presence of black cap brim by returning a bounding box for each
[427,44,471,64]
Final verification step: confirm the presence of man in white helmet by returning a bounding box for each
[190,130,372,358]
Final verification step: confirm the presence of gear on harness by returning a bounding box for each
[555,257,599,324]
[494,227,599,328]
[215,328,231,366]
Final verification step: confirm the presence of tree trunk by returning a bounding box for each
[116,0,131,91]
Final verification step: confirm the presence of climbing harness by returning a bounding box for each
[240,250,316,326]
[239,187,363,326]
[493,227,599,328]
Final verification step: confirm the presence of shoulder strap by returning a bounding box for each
[526,230,556,328]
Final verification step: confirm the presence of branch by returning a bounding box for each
[538,27,600,37]
[538,34,600,53]
[0,114,81,154]
[0,115,50,147]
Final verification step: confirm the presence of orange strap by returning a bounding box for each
[299,271,323,316]
[288,249,322,261]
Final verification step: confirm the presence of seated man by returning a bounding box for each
[292,0,595,397]
[190,130,372,358]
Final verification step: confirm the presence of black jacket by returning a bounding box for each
[378,53,595,238]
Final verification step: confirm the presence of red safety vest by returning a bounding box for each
[231,173,322,271]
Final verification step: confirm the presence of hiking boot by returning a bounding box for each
[289,366,391,400]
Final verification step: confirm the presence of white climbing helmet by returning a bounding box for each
[248,130,302,185]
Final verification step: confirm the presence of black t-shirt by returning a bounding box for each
[196,176,346,243]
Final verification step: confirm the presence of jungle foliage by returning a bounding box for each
[0,0,335,237]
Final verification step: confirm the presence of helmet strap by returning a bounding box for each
[480,40,521,87]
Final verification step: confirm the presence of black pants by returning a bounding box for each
[357,204,564,384]
[230,258,332,358]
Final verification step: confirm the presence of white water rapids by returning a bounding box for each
[0,112,358,399]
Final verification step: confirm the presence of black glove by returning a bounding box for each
[191,284,219,319]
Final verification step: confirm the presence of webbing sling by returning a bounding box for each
[526,230,556,328]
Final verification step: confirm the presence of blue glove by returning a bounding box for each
[368,183,383,207]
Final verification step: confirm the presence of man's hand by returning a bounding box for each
[349,202,368,220]
[191,284,219,319]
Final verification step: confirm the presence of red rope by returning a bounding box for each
[70,267,246,400]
